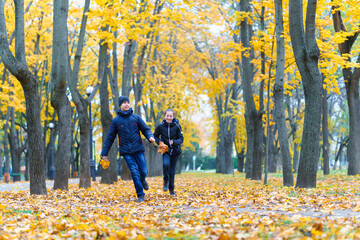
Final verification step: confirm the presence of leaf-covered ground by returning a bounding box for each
[1,172,360,239]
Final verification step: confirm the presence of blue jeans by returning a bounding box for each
[163,153,179,191]
[123,152,148,197]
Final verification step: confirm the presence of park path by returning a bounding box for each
[1,178,359,220]
[0,178,80,192]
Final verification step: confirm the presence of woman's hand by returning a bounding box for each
[170,139,173,145]
[158,141,169,154]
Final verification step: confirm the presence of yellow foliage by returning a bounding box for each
[157,142,169,155]
[0,0,355,167]
[99,159,110,169]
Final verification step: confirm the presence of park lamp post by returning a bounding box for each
[48,122,55,180]
[86,86,96,181]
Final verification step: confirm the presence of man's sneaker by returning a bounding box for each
[137,195,145,202]
[163,180,169,192]
[141,180,149,190]
[170,190,177,196]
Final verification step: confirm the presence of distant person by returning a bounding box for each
[101,96,155,202]
[154,109,184,196]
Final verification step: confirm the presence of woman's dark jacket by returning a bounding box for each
[101,108,154,156]
[154,118,184,156]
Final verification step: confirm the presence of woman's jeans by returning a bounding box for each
[123,152,148,197]
[163,153,179,191]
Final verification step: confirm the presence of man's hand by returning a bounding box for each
[170,140,173,145]
[149,137,155,143]
[100,156,110,169]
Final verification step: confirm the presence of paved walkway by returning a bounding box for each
[0,178,80,192]
[1,178,359,220]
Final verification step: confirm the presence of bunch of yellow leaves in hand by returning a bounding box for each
[100,159,110,169]
[158,141,169,154]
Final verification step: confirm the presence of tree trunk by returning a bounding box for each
[240,0,263,180]
[9,108,22,182]
[252,116,263,180]
[109,31,120,113]
[332,9,360,175]
[334,137,348,170]
[215,143,222,173]
[99,37,118,184]
[322,87,330,175]
[134,44,146,115]
[122,40,138,96]
[237,148,245,172]
[119,20,141,181]
[289,0,323,188]
[340,151,344,170]
[268,123,277,173]
[25,146,30,181]
[224,131,234,174]
[244,113,254,178]
[77,108,91,188]
[0,0,46,194]
[144,140,163,177]
[107,30,121,181]
[122,1,149,97]
[120,158,132,180]
[175,154,182,174]
[133,0,164,115]
[218,111,227,173]
[285,90,300,173]
[293,89,301,172]
[68,0,95,189]
[264,63,272,184]
[52,0,71,190]
[223,54,240,175]
[3,106,11,179]
[273,0,294,186]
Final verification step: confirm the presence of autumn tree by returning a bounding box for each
[273,0,294,186]
[87,1,122,183]
[68,0,100,189]
[234,109,246,172]
[9,108,27,182]
[240,0,264,180]
[194,40,238,174]
[2,106,11,181]
[50,0,72,190]
[289,0,323,187]
[120,0,149,181]
[0,0,47,194]
[134,1,206,173]
[98,27,118,184]
[331,3,360,175]
[285,87,302,173]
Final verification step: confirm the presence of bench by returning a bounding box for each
[10,173,21,182]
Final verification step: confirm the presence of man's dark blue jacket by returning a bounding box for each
[101,108,154,156]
